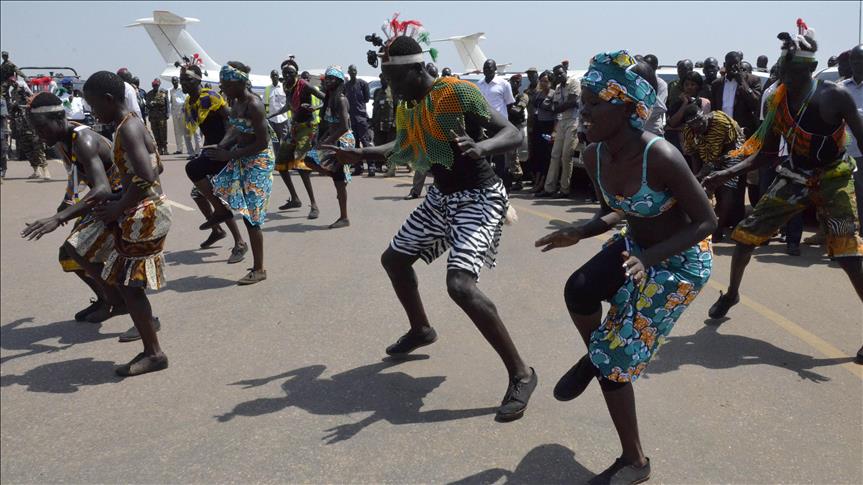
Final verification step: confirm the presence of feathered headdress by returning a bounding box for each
[777,18,818,63]
[364,13,438,68]
[174,53,208,79]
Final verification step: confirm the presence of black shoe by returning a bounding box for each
[118,318,161,343]
[495,368,537,422]
[278,199,302,210]
[786,243,801,256]
[385,327,438,356]
[200,229,227,249]
[404,192,420,200]
[115,352,169,377]
[856,346,862,365]
[512,181,523,191]
[75,299,103,322]
[708,291,739,319]
[86,304,128,323]
[589,457,651,485]
[199,211,233,230]
[554,354,596,401]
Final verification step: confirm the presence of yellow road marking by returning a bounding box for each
[510,202,863,380]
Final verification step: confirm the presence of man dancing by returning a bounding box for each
[332,17,536,422]
[704,21,863,363]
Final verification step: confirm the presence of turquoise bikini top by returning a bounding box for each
[596,137,677,218]
[228,116,254,134]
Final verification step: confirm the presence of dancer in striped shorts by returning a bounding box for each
[329,21,537,423]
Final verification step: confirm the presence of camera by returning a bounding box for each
[365,33,383,47]
[367,50,379,69]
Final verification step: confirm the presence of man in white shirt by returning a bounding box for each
[477,59,517,190]
[476,59,515,117]
[169,76,199,155]
[265,69,288,154]
[841,44,863,235]
[116,68,142,118]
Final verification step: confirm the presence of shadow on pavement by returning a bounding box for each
[262,222,331,234]
[0,357,121,393]
[373,195,412,201]
[215,357,497,444]
[0,317,122,365]
[647,324,855,382]
[165,249,220,266]
[449,443,594,484]
[154,275,237,293]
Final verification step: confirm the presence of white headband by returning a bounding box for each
[382,53,425,66]
[29,104,65,114]
[780,49,816,59]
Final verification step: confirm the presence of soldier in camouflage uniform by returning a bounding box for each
[9,80,49,179]
[146,79,170,155]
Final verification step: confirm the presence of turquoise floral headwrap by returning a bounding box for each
[581,50,657,130]
[325,66,345,81]
[220,64,249,83]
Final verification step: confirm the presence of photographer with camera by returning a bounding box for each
[710,51,762,139]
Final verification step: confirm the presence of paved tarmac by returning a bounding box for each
[1,142,861,483]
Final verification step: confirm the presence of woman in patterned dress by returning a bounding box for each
[204,62,275,285]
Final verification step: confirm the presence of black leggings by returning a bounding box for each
[185,154,229,183]
[564,237,627,316]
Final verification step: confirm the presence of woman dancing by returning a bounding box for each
[204,62,275,285]
[536,51,716,484]
[307,66,355,229]
[83,71,173,376]
[267,57,325,220]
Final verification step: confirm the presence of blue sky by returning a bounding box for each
[1,1,860,80]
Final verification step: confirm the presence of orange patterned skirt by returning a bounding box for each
[101,195,172,289]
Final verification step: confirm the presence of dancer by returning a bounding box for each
[703,23,863,363]
[331,23,536,422]
[305,66,355,229]
[204,62,275,284]
[680,104,746,241]
[536,51,716,483]
[20,92,126,325]
[180,63,248,263]
[82,71,172,376]
[267,57,324,219]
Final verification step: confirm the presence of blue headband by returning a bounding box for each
[325,66,345,81]
[581,50,657,130]
[220,64,249,83]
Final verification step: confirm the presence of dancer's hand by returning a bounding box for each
[535,226,582,252]
[21,216,61,240]
[321,145,363,165]
[621,251,647,284]
[204,147,232,162]
[449,129,484,160]
[702,169,731,194]
[93,202,123,223]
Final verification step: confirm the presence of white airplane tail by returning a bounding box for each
[432,33,488,73]
[432,32,512,74]
[126,11,220,75]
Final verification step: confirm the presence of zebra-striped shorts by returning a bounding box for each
[390,180,507,278]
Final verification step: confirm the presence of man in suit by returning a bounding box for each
[710,51,763,138]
